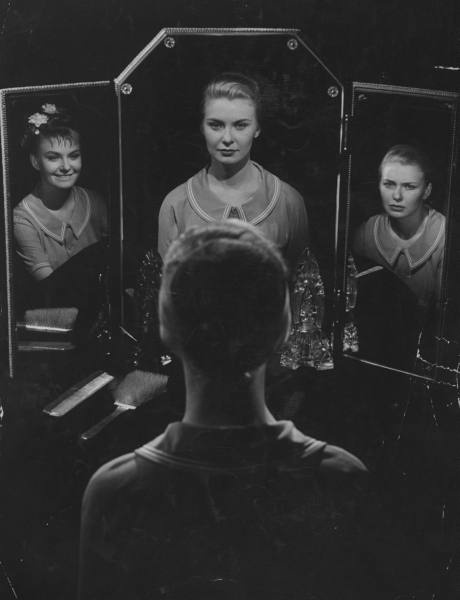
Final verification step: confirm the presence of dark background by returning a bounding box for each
[1,0,459,91]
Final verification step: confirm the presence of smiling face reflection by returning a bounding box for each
[379,160,432,234]
[202,97,260,168]
[30,132,82,193]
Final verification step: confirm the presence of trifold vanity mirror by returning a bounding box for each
[0,28,344,384]
[0,28,459,392]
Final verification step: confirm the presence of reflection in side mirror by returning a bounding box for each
[337,82,459,383]
[0,81,116,379]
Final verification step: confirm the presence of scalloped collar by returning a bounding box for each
[186,161,280,224]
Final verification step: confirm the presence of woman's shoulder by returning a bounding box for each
[355,214,380,236]
[161,179,190,209]
[428,207,446,227]
[83,452,139,508]
[75,186,104,206]
[258,165,304,208]
[13,194,39,223]
[353,214,380,255]
[280,179,304,205]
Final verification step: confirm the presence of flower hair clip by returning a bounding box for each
[27,103,58,135]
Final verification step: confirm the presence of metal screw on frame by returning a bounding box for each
[120,83,133,95]
[164,36,176,49]
[287,38,298,51]
[327,86,339,98]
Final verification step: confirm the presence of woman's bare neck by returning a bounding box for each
[36,182,74,212]
[181,363,275,428]
[389,208,428,240]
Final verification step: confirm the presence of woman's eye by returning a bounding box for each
[70,153,81,159]
[404,184,416,190]
[207,122,222,130]
[382,181,394,188]
[235,123,248,130]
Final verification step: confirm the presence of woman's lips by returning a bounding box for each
[388,205,404,211]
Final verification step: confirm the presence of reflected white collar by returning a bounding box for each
[373,209,445,269]
[186,161,280,225]
[22,186,90,244]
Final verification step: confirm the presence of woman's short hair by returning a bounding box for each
[379,144,433,184]
[21,104,80,154]
[202,72,262,121]
[160,221,289,376]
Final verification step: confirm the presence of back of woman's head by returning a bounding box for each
[160,221,289,376]
[202,72,262,120]
[21,103,80,154]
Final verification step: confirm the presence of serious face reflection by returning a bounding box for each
[157,73,309,276]
[13,103,108,339]
[352,145,445,369]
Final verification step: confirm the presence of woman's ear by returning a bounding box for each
[30,153,39,171]
[423,182,432,201]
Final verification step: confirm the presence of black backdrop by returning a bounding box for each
[0,0,459,92]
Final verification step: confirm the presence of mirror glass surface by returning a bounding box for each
[117,31,343,339]
[342,83,459,379]
[0,82,116,379]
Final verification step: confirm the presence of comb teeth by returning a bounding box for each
[43,371,114,417]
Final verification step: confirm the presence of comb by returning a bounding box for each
[43,371,114,417]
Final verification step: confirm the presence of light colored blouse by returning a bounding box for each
[158,162,309,271]
[14,186,108,279]
[353,208,445,309]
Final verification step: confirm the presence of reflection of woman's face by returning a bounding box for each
[30,132,82,191]
[379,160,431,222]
[202,97,260,166]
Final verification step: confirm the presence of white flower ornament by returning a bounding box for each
[41,103,57,115]
[28,112,49,135]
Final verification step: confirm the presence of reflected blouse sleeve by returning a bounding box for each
[284,185,310,271]
[13,216,52,279]
[352,223,366,257]
[158,193,179,261]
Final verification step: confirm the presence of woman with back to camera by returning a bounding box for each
[79,221,367,600]
[14,103,108,319]
[158,72,309,273]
